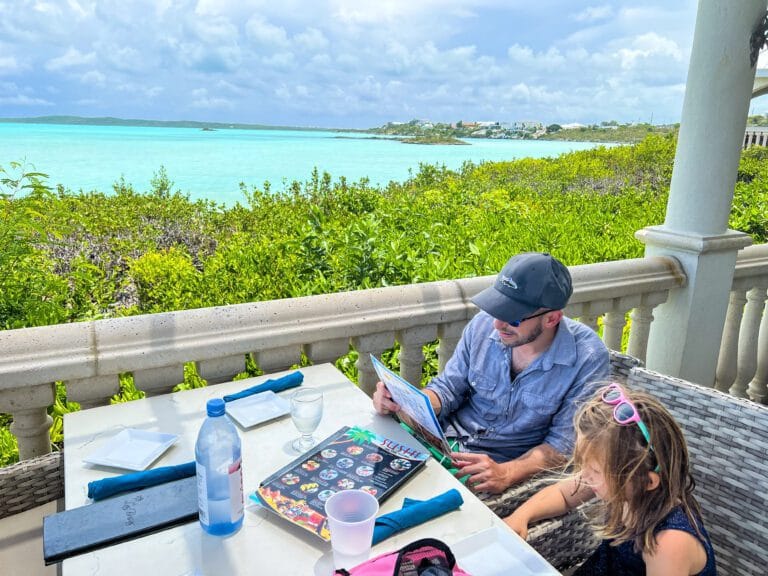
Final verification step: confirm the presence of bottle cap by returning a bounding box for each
[206,398,226,417]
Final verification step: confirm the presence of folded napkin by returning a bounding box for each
[372,488,464,545]
[87,461,196,501]
[222,371,304,402]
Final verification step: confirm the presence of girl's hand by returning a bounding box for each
[504,510,530,540]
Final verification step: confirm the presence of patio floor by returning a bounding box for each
[0,500,59,576]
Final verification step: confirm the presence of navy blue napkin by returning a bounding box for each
[372,488,464,545]
[87,461,196,501]
[222,371,304,402]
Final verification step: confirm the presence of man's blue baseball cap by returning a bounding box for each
[471,252,573,325]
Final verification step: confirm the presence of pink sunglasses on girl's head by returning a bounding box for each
[601,384,660,472]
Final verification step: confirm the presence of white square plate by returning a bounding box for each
[83,428,179,471]
[452,526,560,575]
[226,390,291,428]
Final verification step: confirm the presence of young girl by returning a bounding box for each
[505,383,717,575]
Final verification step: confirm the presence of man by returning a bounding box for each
[373,252,609,494]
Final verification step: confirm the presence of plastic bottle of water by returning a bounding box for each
[195,398,244,536]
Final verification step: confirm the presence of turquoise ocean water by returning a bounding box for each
[1,122,602,206]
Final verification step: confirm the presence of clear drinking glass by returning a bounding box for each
[290,388,323,453]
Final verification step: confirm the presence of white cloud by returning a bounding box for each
[100,45,144,73]
[507,45,565,69]
[617,32,682,70]
[294,28,328,52]
[262,52,295,69]
[190,88,233,109]
[0,94,52,106]
[245,16,289,47]
[80,70,106,86]
[0,56,20,74]
[0,1,699,125]
[573,5,613,23]
[32,1,64,17]
[45,47,96,71]
[66,0,89,18]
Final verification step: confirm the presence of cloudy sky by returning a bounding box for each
[1,0,749,129]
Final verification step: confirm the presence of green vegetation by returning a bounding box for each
[371,119,678,143]
[400,134,469,145]
[539,122,678,143]
[1,133,767,465]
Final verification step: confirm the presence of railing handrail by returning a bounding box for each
[0,256,683,392]
[731,242,768,286]
[6,247,768,462]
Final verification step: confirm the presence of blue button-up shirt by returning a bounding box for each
[426,311,609,462]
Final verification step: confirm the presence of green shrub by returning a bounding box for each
[1,134,766,465]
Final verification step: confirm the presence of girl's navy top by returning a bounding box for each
[574,506,717,576]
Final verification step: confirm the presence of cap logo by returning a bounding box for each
[500,275,518,290]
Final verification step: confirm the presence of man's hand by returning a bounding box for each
[372,381,401,415]
[450,451,511,494]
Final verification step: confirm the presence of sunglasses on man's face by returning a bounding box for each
[508,309,551,328]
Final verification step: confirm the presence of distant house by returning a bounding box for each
[560,122,586,130]
[513,121,543,131]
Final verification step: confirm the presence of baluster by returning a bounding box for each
[602,311,626,351]
[747,287,768,403]
[304,338,350,365]
[67,375,121,409]
[437,321,466,373]
[134,365,185,397]
[730,287,766,397]
[197,354,246,384]
[581,315,599,332]
[715,289,746,393]
[255,346,302,373]
[4,383,56,459]
[352,332,395,397]
[11,408,53,459]
[397,326,438,387]
[628,305,654,363]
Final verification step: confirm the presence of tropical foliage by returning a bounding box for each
[1,134,767,465]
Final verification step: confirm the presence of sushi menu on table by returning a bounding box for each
[250,425,428,541]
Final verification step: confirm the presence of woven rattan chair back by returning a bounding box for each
[0,451,63,520]
[629,367,768,576]
[481,349,643,519]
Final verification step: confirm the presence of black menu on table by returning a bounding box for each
[250,425,428,541]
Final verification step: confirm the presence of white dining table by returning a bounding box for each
[62,363,559,576]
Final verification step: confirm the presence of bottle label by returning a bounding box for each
[228,458,244,522]
[196,462,209,525]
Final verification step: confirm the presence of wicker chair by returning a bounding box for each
[527,367,768,576]
[480,350,643,518]
[0,451,64,520]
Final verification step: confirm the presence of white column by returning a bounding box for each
[636,0,764,386]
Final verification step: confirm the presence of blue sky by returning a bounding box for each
[1,0,754,129]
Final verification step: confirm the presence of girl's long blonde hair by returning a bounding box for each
[572,385,702,554]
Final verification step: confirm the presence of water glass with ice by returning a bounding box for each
[290,388,323,453]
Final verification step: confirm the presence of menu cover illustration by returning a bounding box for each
[251,425,428,541]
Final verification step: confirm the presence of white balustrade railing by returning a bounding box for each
[0,256,685,461]
[715,243,768,401]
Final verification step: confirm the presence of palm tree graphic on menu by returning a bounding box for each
[339,426,377,445]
